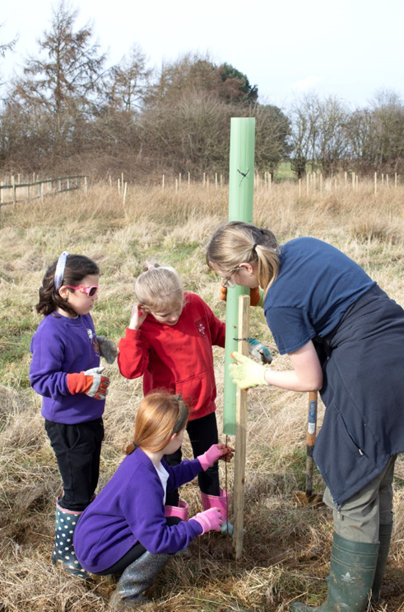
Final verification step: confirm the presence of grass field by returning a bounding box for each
[0,179,403,611]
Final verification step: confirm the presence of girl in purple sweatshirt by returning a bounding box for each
[30,252,117,579]
[74,392,232,608]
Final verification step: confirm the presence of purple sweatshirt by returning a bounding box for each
[30,312,105,424]
[74,448,204,573]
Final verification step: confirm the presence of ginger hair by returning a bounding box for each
[123,392,189,455]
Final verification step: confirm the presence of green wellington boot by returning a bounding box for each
[372,522,393,602]
[290,532,379,611]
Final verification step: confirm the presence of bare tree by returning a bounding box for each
[289,93,349,177]
[104,45,154,113]
[10,1,106,156]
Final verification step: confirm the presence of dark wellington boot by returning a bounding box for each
[290,532,379,611]
[110,551,171,610]
[372,522,393,602]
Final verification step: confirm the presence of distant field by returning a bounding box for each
[0,180,403,612]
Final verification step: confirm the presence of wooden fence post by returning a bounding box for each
[233,295,250,560]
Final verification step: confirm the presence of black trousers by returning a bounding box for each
[45,418,104,512]
[164,411,220,506]
[94,517,181,576]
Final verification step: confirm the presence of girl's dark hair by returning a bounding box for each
[36,254,99,316]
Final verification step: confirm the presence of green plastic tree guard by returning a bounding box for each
[223,117,256,435]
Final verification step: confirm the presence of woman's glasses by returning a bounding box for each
[65,285,99,297]
[221,267,241,289]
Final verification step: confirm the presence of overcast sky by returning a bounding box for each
[1,0,403,109]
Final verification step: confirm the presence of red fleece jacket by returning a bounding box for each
[118,293,226,420]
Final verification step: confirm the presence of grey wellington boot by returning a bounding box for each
[51,499,89,579]
[372,522,393,602]
[290,532,379,611]
[110,551,171,610]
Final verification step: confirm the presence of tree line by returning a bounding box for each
[1,2,403,180]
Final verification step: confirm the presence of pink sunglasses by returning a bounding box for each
[65,284,99,297]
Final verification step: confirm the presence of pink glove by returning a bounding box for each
[198,444,228,471]
[190,507,223,535]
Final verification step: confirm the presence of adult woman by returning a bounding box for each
[206,221,404,611]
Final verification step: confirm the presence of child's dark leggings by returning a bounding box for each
[45,418,104,512]
[164,412,220,506]
[94,517,181,576]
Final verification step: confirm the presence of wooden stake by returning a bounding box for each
[215,172,218,189]
[162,175,165,189]
[233,295,250,560]
[84,176,88,194]
[203,172,206,187]
[123,182,128,205]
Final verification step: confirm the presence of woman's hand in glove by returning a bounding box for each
[220,285,264,307]
[229,351,270,389]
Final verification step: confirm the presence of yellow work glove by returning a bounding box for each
[229,351,270,389]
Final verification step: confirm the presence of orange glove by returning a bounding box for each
[66,367,109,400]
[219,285,264,307]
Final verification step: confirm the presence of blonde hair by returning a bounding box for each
[206,221,280,291]
[134,262,184,313]
[123,392,189,455]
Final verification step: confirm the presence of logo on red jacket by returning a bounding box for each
[195,318,207,338]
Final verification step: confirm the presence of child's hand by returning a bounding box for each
[97,336,118,364]
[66,367,110,400]
[129,303,148,330]
[198,443,234,470]
[191,507,223,535]
[218,444,235,463]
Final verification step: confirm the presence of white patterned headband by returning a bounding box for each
[54,251,70,290]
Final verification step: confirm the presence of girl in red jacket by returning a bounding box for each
[118,262,233,531]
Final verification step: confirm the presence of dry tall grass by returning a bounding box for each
[0,180,403,611]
